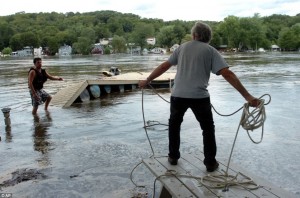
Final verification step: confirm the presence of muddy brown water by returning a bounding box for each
[0,53,299,197]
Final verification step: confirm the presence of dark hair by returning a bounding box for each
[191,21,212,43]
[33,57,42,64]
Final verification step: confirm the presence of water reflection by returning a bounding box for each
[5,126,12,142]
[32,112,53,166]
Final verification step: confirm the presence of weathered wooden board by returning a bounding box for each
[143,154,297,198]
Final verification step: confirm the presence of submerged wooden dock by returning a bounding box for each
[51,72,175,108]
[143,153,297,198]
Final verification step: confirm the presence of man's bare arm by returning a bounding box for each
[219,67,260,107]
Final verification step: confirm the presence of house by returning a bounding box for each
[91,43,104,54]
[271,45,280,51]
[146,37,156,45]
[99,39,110,46]
[34,47,43,57]
[149,47,166,54]
[170,44,179,52]
[58,44,72,56]
[11,46,33,57]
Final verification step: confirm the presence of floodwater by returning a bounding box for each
[0,52,299,197]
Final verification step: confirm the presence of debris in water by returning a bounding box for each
[0,168,47,189]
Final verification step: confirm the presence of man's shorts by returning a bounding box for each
[29,89,50,107]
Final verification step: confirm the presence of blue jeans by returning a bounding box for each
[168,96,216,165]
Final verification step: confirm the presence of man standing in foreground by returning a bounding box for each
[139,21,261,172]
[28,57,63,115]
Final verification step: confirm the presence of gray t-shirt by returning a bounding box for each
[168,40,228,98]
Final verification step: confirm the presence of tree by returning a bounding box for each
[173,25,186,44]
[0,21,14,50]
[156,25,176,48]
[131,23,154,54]
[9,34,22,51]
[47,37,60,55]
[111,35,127,53]
[1,11,299,53]
[20,32,40,48]
[72,37,93,55]
[2,47,12,55]
[239,15,268,50]
[218,16,241,49]
[278,24,300,50]
[181,34,192,44]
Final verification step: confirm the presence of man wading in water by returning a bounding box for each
[28,57,63,115]
[139,21,261,172]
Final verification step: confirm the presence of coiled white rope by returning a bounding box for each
[130,87,271,196]
[201,94,271,191]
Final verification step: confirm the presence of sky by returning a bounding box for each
[0,0,299,21]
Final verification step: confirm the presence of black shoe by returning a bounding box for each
[205,161,219,172]
[168,157,178,165]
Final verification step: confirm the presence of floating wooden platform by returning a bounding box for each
[51,72,175,108]
[143,153,297,198]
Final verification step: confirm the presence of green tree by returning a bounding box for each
[73,37,93,55]
[239,15,268,50]
[219,16,241,49]
[94,24,111,40]
[181,34,192,44]
[278,24,300,50]
[47,37,60,55]
[173,25,186,44]
[0,21,14,50]
[131,23,154,54]
[20,32,40,48]
[2,47,12,55]
[111,35,127,53]
[157,25,176,48]
[9,34,22,50]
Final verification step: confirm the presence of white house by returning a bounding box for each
[34,47,43,57]
[271,45,280,51]
[58,44,72,56]
[99,39,110,46]
[146,37,156,45]
[149,47,166,54]
[11,46,33,57]
[170,44,179,52]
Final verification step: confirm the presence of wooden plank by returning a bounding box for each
[217,157,298,198]
[88,72,175,85]
[51,81,88,108]
[172,155,240,197]
[154,156,220,197]
[87,79,138,85]
[182,154,259,197]
[143,155,297,198]
[142,158,197,198]
[185,154,298,198]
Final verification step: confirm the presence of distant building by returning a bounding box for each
[170,44,179,52]
[149,47,166,54]
[34,47,43,57]
[91,43,104,54]
[99,39,110,46]
[58,44,72,56]
[11,46,33,57]
[271,45,280,51]
[146,37,156,45]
